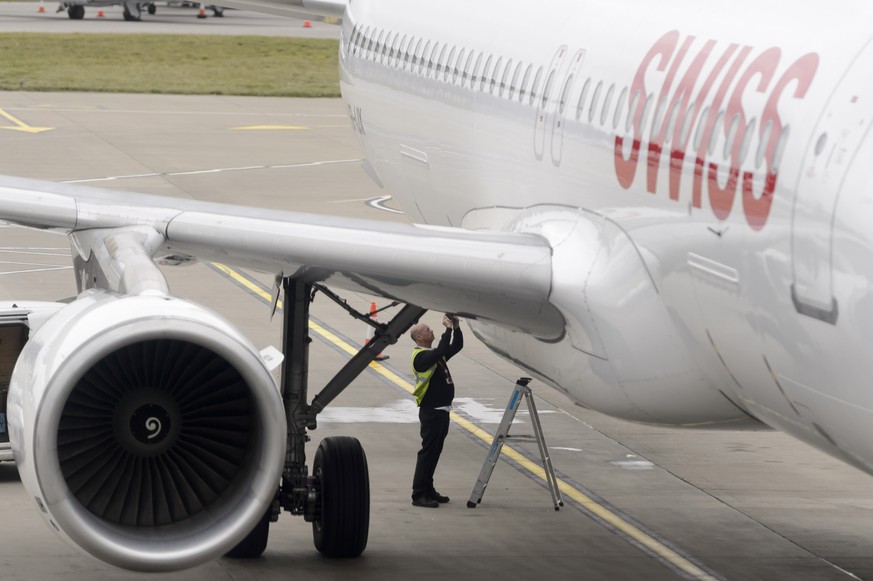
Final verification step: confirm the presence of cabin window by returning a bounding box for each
[422,42,440,77]
[376,30,386,62]
[462,50,474,85]
[558,74,573,115]
[498,58,512,97]
[639,93,654,141]
[509,61,522,99]
[708,110,724,156]
[443,46,457,82]
[541,69,556,109]
[471,53,484,89]
[576,78,591,119]
[588,81,602,123]
[436,44,448,78]
[613,87,628,130]
[529,66,544,106]
[626,90,643,134]
[771,125,789,173]
[480,54,493,91]
[519,64,533,102]
[739,118,756,165]
[390,33,401,67]
[723,113,740,159]
[416,40,428,73]
[679,103,696,147]
[366,29,375,60]
[600,83,615,126]
[402,36,413,68]
[693,105,710,151]
[755,119,773,169]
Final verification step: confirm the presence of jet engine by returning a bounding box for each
[7,290,286,571]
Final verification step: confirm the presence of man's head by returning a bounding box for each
[410,323,435,348]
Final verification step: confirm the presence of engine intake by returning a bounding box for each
[8,290,286,571]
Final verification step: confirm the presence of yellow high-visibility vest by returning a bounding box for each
[411,346,442,406]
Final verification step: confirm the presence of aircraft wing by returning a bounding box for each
[0,175,562,339]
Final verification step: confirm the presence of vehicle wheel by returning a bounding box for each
[67,5,84,19]
[122,7,140,20]
[147,3,156,14]
[312,436,369,558]
[224,507,270,559]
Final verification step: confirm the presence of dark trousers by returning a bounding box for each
[412,407,450,498]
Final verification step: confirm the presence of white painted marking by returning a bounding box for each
[551,447,583,452]
[454,397,523,423]
[611,455,655,470]
[366,195,404,214]
[611,460,655,470]
[318,399,419,423]
[0,266,72,275]
[317,397,524,424]
[62,159,363,184]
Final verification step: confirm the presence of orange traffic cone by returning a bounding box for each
[196,5,206,18]
[97,9,104,16]
[38,0,45,13]
[365,302,389,361]
[303,20,311,28]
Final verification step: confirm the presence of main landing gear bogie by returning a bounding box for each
[66,4,85,19]
[224,278,426,562]
[312,436,370,558]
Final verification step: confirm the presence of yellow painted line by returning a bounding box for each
[0,108,53,134]
[232,125,308,131]
[210,263,716,580]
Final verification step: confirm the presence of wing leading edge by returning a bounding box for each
[0,176,563,339]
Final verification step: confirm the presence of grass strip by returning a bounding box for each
[0,33,340,96]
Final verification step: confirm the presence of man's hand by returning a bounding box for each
[444,314,460,329]
[442,315,453,329]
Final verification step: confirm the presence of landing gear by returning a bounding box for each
[271,278,425,559]
[211,5,223,16]
[147,3,156,14]
[66,4,84,19]
[312,437,369,557]
[122,5,141,20]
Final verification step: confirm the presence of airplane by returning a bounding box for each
[57,0,225,21]
[0,0,872,572]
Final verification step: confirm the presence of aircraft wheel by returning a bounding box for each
[147,3,156,14]
[312,436,369,558]
[224,507,271,559]
[122,7,140,20]
[67,5,84,19]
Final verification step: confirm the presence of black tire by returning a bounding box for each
[224,507,270,559]
[147,3,156,14]
[312,436,369,558]
[67,5,84,19]
[122,7,140,20]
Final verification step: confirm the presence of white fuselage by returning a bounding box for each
[339,0,873,475]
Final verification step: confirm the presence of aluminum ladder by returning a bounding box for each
[466,377,564,510]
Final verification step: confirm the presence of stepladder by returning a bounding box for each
[467,377,564,510]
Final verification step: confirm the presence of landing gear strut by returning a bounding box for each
[227,278,425,558]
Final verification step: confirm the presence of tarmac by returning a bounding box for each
[0,6,873,580]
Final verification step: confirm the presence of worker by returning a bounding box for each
[409,314,463,508]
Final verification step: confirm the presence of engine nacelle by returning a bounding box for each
[7,290,286,571]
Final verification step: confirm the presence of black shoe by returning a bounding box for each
[430,491,450,504]
[411,495,439,508]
